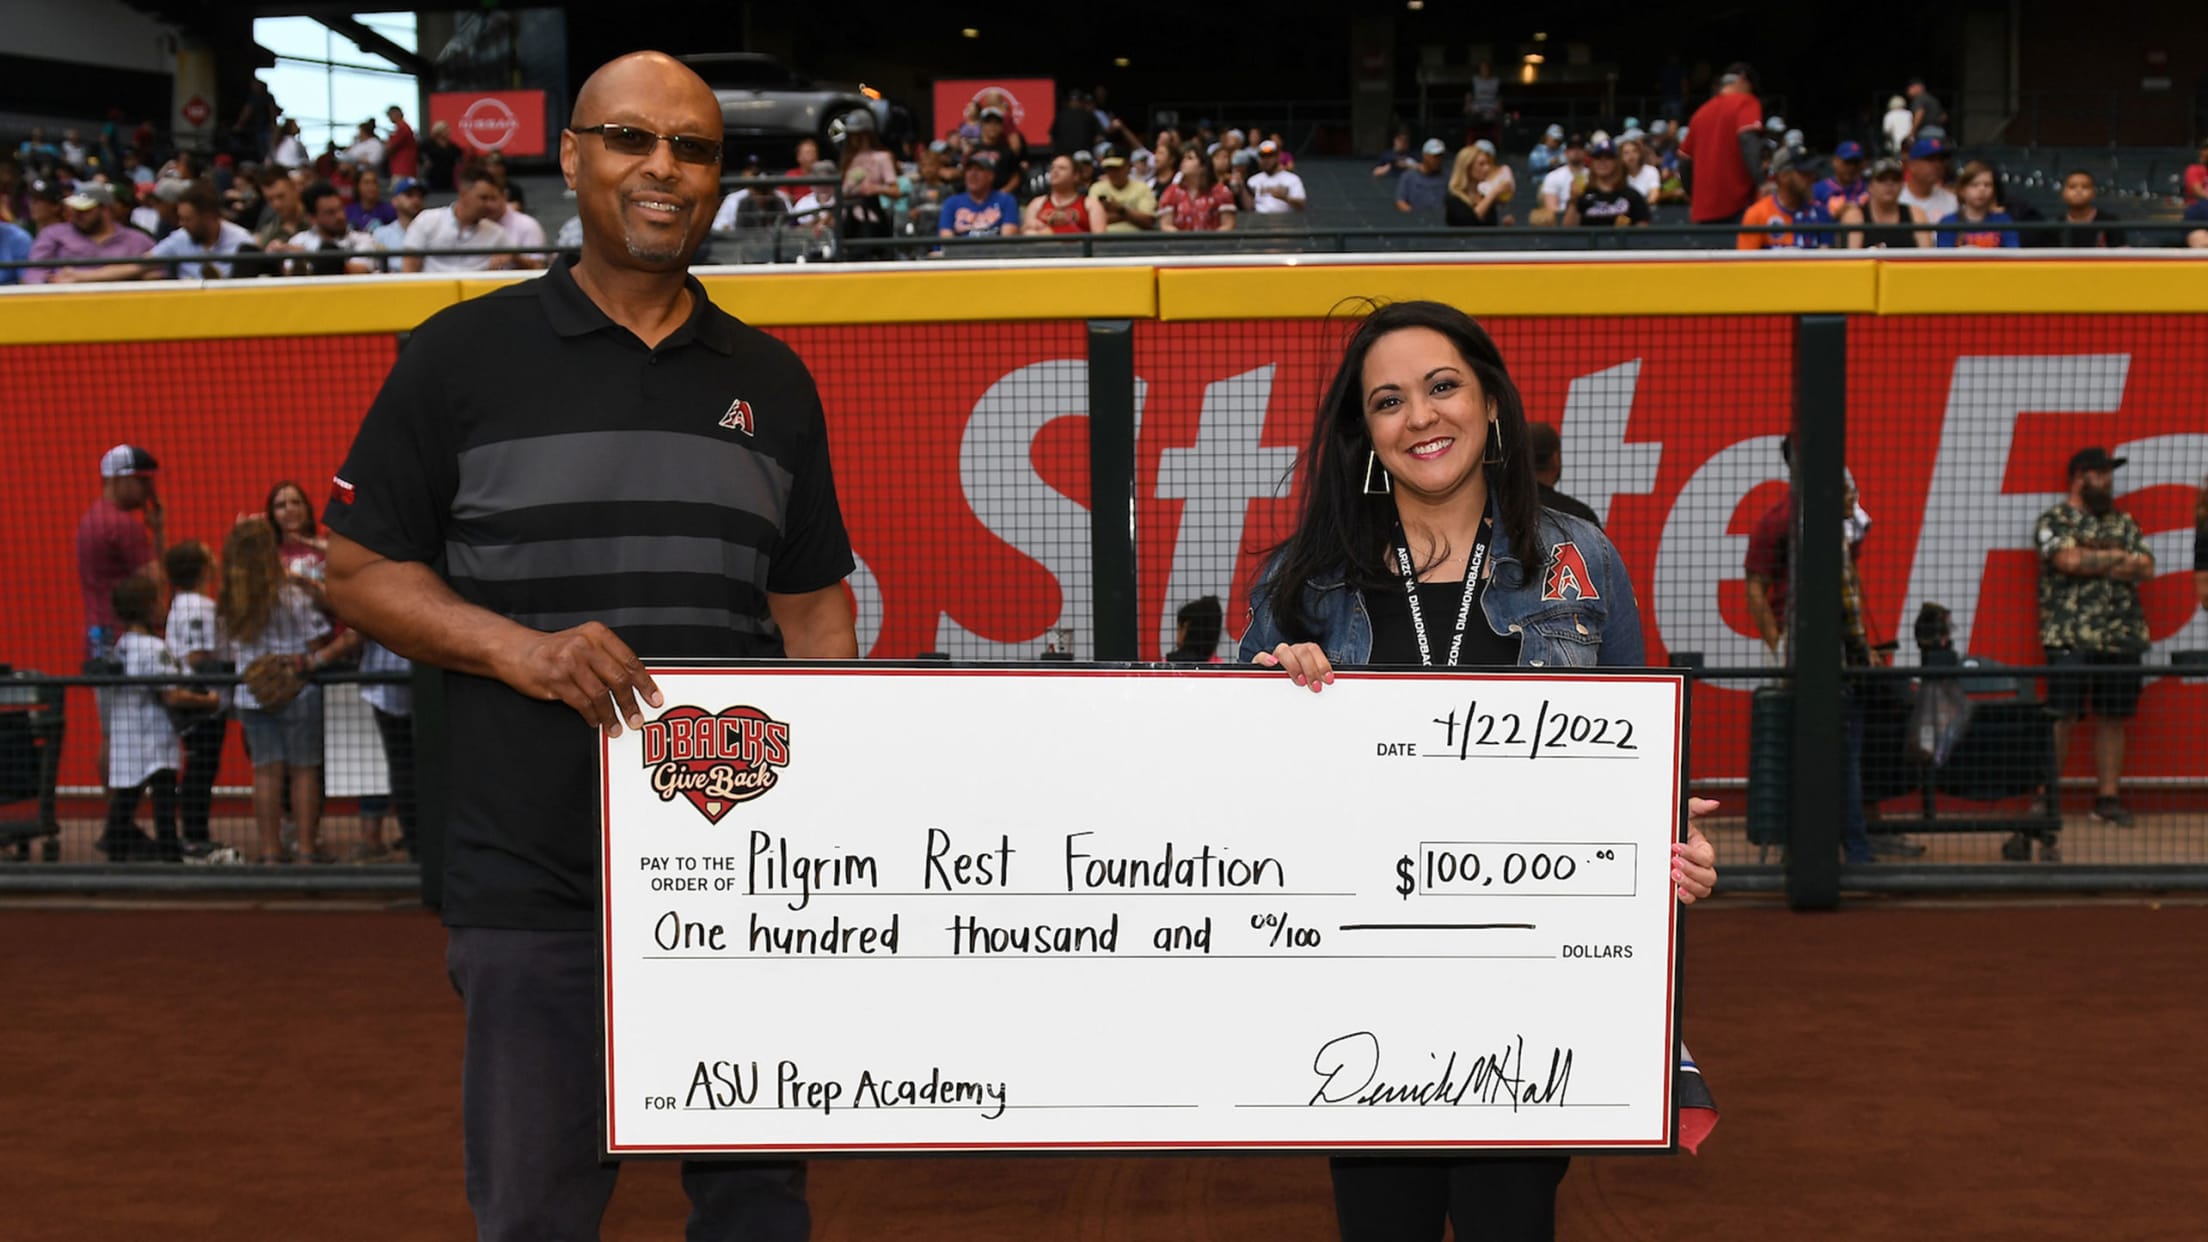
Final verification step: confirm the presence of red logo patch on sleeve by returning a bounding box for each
[1543,541,1600,602]
[329,476,355,507]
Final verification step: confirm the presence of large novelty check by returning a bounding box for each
[601,664,1687,1156]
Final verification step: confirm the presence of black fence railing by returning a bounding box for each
[7,218,2205,282]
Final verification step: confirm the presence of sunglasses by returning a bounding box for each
[570,124,722,166]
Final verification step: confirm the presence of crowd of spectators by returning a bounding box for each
[8,71,2208,277]
[1,89,548,283]
[1357,62,2208,250]
[75,445,416,865]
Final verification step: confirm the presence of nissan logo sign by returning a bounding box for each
[459,97,520,151]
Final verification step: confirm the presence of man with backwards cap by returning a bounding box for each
[2029,446,2155,857]
[325,51,853,1239]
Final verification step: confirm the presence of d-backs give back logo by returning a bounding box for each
[638,705,791,824]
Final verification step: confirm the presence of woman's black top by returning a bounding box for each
[1855,207,1919,249]
[1363,577,1524,667]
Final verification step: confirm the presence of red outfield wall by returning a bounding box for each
[6,314,2205,791]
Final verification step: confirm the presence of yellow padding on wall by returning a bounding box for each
[0,280,467,345]
[1877,259,2208,315]
[1152,260,1879,321]
[5,257,2204,344]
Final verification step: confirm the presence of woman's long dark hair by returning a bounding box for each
[1255,300,1544,644]
[265,479,317,541]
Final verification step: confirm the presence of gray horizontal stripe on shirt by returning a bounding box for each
[453,430,794,521]
[507,606,775,635]
[445,535,766,584]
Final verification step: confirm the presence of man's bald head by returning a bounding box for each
[571,51,721,138]
[562,50,725,273]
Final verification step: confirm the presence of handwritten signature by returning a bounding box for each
[1309,1031,1573,1109]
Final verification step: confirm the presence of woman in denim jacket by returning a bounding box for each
[1240,301,1718,1242]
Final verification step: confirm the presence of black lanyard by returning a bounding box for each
[1391,520,1491,668]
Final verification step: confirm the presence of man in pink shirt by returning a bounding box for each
[79,444,166,790]
[79,445,165,658]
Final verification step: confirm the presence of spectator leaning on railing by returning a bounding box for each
[145,180,254,277]
[1739,147,1836,249]
[1158,148,1237,232]
[1898,137,1956,225]
[938,153,1020,238]
[400,168,511,272]
[371,177,424,254]
[1024,154,1104,235]
[286,180,378,275]
[2048,171,2123,248]
[1935,161,2019,248]
[1564,138,1650,228]
[1840,159,1929,249]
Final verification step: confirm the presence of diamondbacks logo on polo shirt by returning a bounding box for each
[718,397,755,436]
[639,704,790,823]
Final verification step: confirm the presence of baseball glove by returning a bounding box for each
[241,653,306,711]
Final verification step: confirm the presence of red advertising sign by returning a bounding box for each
[4,315,2205,794]
[181,95,211,127]
[427,89,549,157]
[930,78,1055,142]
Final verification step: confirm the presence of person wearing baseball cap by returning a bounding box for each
[1563,136,1651,228]
[372,176,426,257]
[1738,146,1836,249]
[1838,157,1930,248]
[2027,446,2154,854]
[939,151,1021,238]
[972,104,1027,191]
[80,445,166,660]
[1088,145,1158,232]
[1247,139,1306,214]
[1527,123,1567,175]
[23,180,153,283]
[1900,136,1957,223]
[1395,138,1450,215]
[1812,140,1869,215]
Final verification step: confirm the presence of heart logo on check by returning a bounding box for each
[638,703,793,825]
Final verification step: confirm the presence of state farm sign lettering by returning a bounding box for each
[777,316,2207,780]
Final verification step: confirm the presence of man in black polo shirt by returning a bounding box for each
[325,51,854,1240]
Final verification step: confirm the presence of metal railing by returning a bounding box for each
[10,215,2203,283]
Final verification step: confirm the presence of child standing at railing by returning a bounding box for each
[100,573,218,862]
[220,517,357,864]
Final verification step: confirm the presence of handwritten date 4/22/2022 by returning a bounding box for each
[1371,698,1645,761]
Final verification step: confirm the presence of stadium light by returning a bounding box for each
[961,27,979,38]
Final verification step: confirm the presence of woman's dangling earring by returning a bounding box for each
[1483,418,1505,465]
[1364,450,1393,494]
